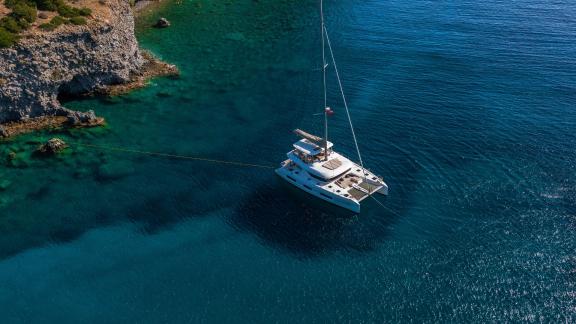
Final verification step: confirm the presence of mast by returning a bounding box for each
[319,1,366,179]
[321,0,328,161]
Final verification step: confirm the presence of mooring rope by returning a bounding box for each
[69,142,276,170]
[68,142,396,212]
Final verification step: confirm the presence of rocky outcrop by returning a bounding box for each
[0,0,144,124]
[154,17,170,28]
[36,138,68,155]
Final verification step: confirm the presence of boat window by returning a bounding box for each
[287,176,296,182]
[303,185,312,190]
[295,150,315,164]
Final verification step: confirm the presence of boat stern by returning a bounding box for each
[378,182,389,195]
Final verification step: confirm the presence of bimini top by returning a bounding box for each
[293,139,333,156]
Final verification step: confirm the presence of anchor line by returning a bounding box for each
[69,142,276,170]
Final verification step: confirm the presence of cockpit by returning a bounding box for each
[292,139,333,164]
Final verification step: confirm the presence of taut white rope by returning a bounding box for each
[323,25,367,178]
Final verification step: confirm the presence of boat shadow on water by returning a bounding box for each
[229,177,405,258]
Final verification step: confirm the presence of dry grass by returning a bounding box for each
[0,3,9,19]
[22,0,115,34]
[71,0,112,21]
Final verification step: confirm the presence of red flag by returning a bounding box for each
[325,107,334,116]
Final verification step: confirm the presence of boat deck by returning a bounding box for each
[358,181,380,193]
[348,187,368,201]
[335,174,359,189]
[332,170,384,202]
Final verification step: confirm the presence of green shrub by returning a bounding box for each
[0,17,23,33]
[39,15,66,31]
[57,4,79,17]
[50,15,65,26]
[33,0,59,11]
[4,0,21,9]
[10,3,37,24]
[39,22,56,31]
[0,27,18,48]
[69,16,86,25]
[0,0,92,47]
[78,8,92,16]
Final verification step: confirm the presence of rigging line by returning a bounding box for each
[321,0,327,110]
[370,195,387,209]
[69,142,276,170]
[320,0,329,162]
[323,25,367,177]
[370,195,395,214]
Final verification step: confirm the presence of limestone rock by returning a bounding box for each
[0,0,144,124]
[67,110,100,126]
[0,126,8,138]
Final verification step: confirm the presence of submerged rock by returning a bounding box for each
[37,138,69,155]
[97,161,135,181]
[154,17,171,28]
[225,32,246,41]
[0,179,11,191]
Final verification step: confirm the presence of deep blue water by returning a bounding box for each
[0,0,575,322]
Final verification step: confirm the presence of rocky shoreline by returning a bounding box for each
[100,50,178,96]
[0,0,178,139]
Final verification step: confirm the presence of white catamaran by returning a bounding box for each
[275,0,388,213]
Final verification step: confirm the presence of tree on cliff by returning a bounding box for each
[0,27,18,47]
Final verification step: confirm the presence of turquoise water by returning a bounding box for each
[1,0,575,322]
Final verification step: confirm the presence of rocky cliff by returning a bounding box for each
[0,0,144,124]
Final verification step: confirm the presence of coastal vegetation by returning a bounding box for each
[0,0,91,47]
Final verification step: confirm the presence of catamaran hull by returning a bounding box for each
[275,168,361,213]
